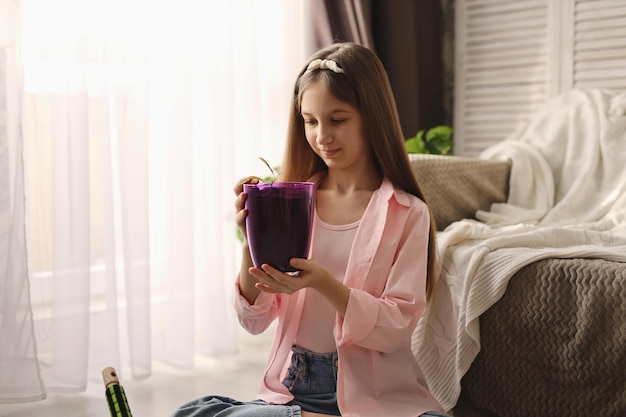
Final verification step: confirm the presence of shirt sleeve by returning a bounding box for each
[233,278,281,335]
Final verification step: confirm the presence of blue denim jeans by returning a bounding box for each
[170,397,450,417]
[167,345,338,417]
[281,345,340,415]
[169,345,451,417]
[169,396,300,417]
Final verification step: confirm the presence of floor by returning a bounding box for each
[0,330,273,417]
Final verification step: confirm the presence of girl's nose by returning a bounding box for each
[316,123,333,145]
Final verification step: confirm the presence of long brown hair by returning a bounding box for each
[280,42,438,300]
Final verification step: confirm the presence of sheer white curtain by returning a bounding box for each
[1,0,309,403]
[1,0,46,403]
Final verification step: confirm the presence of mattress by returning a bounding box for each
[453,257,626,417]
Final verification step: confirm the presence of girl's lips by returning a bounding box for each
[321,149,339,158]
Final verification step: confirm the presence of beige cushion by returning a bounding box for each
[408,154,511,231]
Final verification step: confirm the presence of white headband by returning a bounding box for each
[305,58,344,74]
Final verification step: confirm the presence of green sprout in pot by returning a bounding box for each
[405,125,453,155]
[244,157,279,184]
[258,156,278,183]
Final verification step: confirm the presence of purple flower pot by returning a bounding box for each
[244,182,315,272]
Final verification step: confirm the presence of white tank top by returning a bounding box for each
[294,210,359,353]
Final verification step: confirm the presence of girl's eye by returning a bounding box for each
[304,120,317,126]
[332,119,346,124]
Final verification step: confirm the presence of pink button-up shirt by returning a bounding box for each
[234,177,445,417]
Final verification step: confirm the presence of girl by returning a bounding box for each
[170,42,449,417]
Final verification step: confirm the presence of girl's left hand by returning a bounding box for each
[249,258,329,294]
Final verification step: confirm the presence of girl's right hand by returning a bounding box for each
[233,176,261,237]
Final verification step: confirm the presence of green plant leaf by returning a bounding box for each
[405,137,426,154]
[425,125,453,141]
[425,125,453,155]
[258,156,277,182]
[405,130,427,154]
[425,136,452,155]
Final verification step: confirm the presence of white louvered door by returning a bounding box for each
[454,0,626,157]
[567,0,626,91]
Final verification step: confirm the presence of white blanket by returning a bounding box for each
[413,89,626,411]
